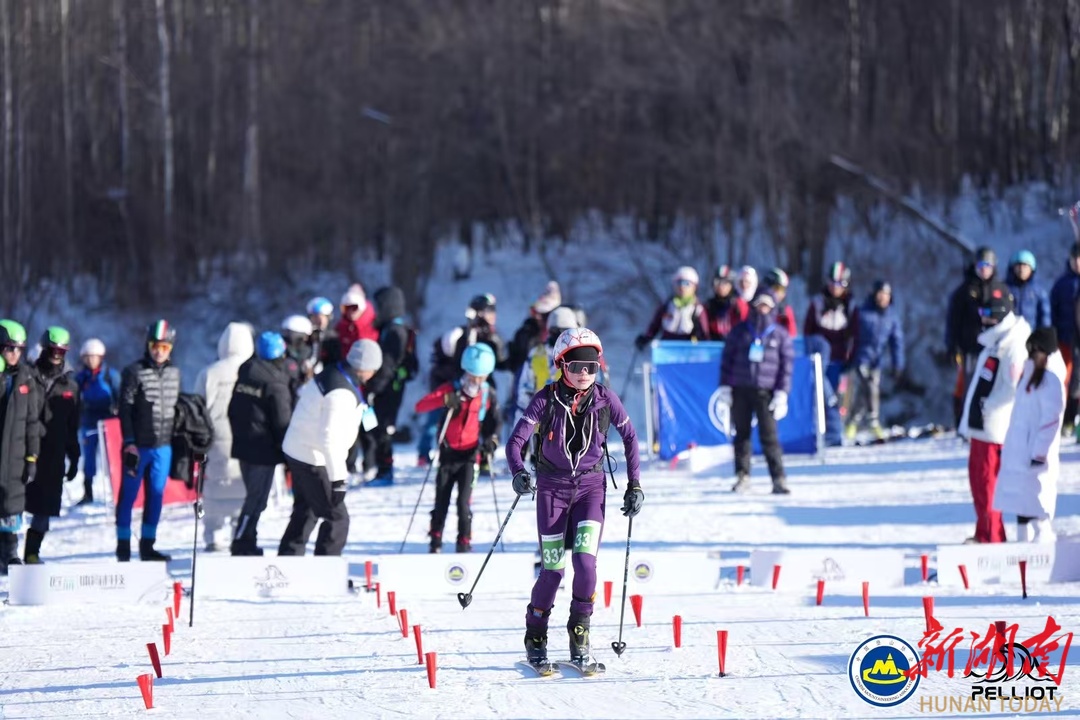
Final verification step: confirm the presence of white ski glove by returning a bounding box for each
[769,390,788,420]
[717,386,733,407]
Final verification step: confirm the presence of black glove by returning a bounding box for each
[123,446,140,473]
[331,480,347,506]
[444,392,462,411]
[481,435,499,457]
[511,470,534,496]
[65,458,79,482]
[634,334,650,351]
[23,460,37,486]
[621,486,644,518]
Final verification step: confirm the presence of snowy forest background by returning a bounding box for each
[2,0,1080,315]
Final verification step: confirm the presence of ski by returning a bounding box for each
[516,660,557,677]
[555,659,607,677]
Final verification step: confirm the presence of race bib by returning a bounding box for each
[572,520,602,556]
[540,533,567,571]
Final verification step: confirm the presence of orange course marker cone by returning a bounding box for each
[136,673,154,709]
[630,594,643,627]
[425,651,437,689]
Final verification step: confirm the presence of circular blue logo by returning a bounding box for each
[848,635,921,707]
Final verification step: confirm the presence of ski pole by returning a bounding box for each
[457,492,522,609]
[484,451,504,552]
[188,454,206,628]
[619,347,642,398]
[611,515,633,656]
[399,410,453,553]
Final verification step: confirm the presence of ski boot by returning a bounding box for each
[139,538,171,562]
[731,473,751,493]
[771,476,791,495]
[23,528,44,564]
[429,531,443,554]
[565,613,605,675]
[366,467,394,487]
[0,532,20,575]
[523,632,554,675]
[870,423,886,442]
[116,538,131,562]
[456,536,472,553]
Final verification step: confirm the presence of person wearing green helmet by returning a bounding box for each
[24,327,80,564]
[0,319,42,574]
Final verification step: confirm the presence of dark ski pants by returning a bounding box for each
[278,456,350,556]
[968,438,1006,543]
[844,366,881,428]
[232,462,276,552]
[430,456,474,545]
[731,387,785,481]
[370,389,404,475]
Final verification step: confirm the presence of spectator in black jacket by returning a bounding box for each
[506,281,561,377]
[117,320,181,563]
[0,320,41,575]
[946,247,998,426]
[364,286,412,487]
[24,328,80,564]
[228,332,293,556]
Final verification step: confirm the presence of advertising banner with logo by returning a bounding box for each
[194,556,349,599]
[936,541,1080,587]
[750,548,906,590]
[102,418,197,509]
[372,553,535,599]
[566,551,722,594]
[649,341,822,460]
[8,562,172,606]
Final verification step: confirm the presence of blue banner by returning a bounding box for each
[650,341,819,460]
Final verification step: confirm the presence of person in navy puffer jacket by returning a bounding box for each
[1049,243,1080,432]
[73,338,121,506]
[845,280,905,440]
[719,291,794,495]
[1006,250,1050,332]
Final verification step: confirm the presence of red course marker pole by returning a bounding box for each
[771,564,781,590]
[921,597,934,633]
[815,579,825,606]
[958,564,970,590]
[920,554,929,583]
[861,581,870,617]
[413,625,424,665]
[673,615,682,648]
[736,565,745,586]
[717,630,728,677]
[146,643,163,679]
[1019,560,1028,599]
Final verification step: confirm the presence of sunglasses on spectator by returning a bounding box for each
[675,280,694,287]
[975,261,994,271]
[1,344,20,353]
[565,360,600,375]
[828,280,848,288]
[149,342,173,352]
[45,347,66,359]
[344,304,360,312]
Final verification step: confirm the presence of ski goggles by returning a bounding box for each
[675,279,695,287]
[564,360,600,375]
[0,344,22,353]
[975,261,994,273]
[148,341,173,353]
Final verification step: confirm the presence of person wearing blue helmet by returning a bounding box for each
[1006,250,1050,332]
[227,331,294,555]
[306,296,338,373]
[413,343,501,553]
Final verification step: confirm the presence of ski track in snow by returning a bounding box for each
[2,438,1080,718]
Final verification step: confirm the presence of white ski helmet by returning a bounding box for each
[672,266,699,286]
[440,326,464,357]
[80,338,106,357]
[281,314,313,336]
[547,306,579,332]
[553,327,603,363]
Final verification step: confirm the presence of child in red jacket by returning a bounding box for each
[414,344,501,553]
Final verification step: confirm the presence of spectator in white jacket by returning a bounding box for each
[278,338,382,556]
[959,282,1031,543]
[194,323,254,551]
[995,327,1065,543]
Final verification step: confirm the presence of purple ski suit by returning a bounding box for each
[505,381,640,628]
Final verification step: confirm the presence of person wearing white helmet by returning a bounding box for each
[505,327,643,673]
[73,338,121,505]
[280,314,314,402]
[278,338,382,556]
[635,266,709,350]
[510,306,580,430]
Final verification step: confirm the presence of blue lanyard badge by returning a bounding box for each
[748,327,773,364]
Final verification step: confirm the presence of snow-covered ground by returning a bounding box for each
[2,438,1080,719]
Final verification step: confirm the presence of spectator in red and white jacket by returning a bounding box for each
[704,265,748,341]
[334,284,379,359]
[635,266,709,349]
[763,267,798,339]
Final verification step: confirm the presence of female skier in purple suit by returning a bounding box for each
[505,327,643,669]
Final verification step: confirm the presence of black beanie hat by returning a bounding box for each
[1027,327,1058,355]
